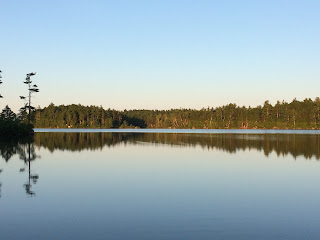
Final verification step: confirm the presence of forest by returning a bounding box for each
[32,98,320,129]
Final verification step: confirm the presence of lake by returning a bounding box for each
[1,130,320,239]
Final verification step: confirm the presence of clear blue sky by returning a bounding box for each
[1,0,319,112]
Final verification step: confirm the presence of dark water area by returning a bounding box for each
[1,132,320,239]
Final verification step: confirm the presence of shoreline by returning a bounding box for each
[34,128,320,135]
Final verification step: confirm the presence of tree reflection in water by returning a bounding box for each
[0,132,319,198]
[0,137,39,197]
[35,132,320,160]
[22,143,39,196]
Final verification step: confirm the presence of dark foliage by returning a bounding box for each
[0,119,34,137]
[0,105,34,137]
[34,98,320,129]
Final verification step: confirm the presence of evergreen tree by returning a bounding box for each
[0,105,16,120]
[20,72,39,124]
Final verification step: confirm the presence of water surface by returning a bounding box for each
[0,132,320,239]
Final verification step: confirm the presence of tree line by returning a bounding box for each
[33,97,320,129]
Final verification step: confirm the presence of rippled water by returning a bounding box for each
[1,132,320,239]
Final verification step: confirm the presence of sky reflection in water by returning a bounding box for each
[0,132,320,240]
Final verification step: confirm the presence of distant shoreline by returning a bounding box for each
[33,99,320,130]
[34,128,320,135]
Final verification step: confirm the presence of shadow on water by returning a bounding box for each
[34,132,320,160]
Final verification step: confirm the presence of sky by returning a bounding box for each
[0,0,319,112]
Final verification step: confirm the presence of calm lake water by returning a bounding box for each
[1,130,320,239]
